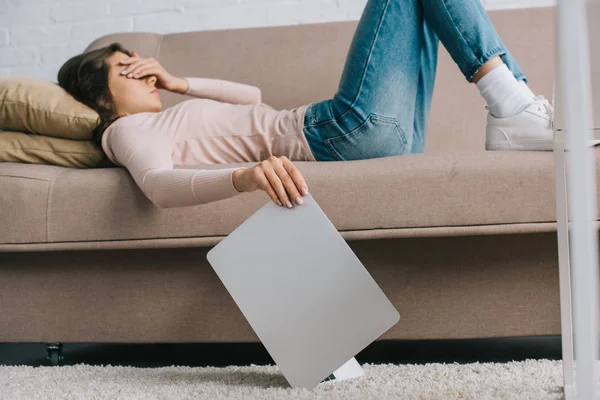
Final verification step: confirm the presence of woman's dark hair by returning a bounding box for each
[57,42,132,147]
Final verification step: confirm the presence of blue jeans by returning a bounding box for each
[302,0,527,161]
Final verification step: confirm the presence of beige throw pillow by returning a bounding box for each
[0,129,116,168]
[0,76,101,141]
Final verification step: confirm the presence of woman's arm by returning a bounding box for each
[105,126,246,208]
[180,77,262,105]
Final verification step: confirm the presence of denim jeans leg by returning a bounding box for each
[303,0,433,161]
[420,0,528,83]
[412,17,439,154]
[302,0,527,161]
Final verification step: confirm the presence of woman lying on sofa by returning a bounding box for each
[57,0,553,209]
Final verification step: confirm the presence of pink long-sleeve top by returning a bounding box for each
[101,77,317,208]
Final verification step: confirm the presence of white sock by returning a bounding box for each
[475,63,536,118]
[518,78,536,99]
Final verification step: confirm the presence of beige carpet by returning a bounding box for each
[0,359,567,399]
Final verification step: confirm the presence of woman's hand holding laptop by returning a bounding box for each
[232,156,309,209]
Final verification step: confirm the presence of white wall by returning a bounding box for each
[0,0,555,83]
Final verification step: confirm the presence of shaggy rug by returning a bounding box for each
[0,359,568,399]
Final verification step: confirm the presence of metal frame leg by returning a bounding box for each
[554,127,575,400]
[556,0,599,398]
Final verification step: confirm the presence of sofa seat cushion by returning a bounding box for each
[1,149,597,250]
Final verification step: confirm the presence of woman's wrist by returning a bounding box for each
[232,168,247,192]
[174,77,189,94]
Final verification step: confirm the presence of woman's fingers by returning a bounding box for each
[119,56,140,66]
[253,167,282,206]
[264,165,290,207]
[120,61,151,77]
[120,59,153,77]
[251,156,310,208]
[274,157,305,205]
[281,157,308,197]
[260,156,307,208]
[130,67,156,79]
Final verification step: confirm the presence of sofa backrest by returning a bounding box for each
[85,6,555,153]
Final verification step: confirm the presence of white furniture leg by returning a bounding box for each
[553,127,575,400]
[556,0,599,398]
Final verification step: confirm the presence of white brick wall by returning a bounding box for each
[0,0,555,82]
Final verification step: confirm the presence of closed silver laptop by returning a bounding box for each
[206,192,400,389]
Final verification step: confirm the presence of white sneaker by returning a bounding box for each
[485,95,554,151]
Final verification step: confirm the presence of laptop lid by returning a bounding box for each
[206,192,400,389]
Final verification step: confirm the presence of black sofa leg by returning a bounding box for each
[46,343,63,366]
